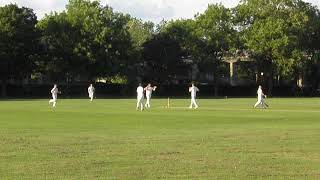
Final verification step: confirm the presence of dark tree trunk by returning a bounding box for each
[266,56,273,96]
[268,74,273,96]
[213,70,219,97]
[1,79,7,98]
[214,84,218,97]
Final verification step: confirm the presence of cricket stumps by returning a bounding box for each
[164,97,170,108]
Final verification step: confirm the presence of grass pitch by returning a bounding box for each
[0,98,320,179]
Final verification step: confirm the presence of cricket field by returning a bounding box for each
[0,98,320,179]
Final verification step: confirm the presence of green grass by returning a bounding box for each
[0,98,320,179]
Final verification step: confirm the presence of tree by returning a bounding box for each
[194,4,236,95]
[127,18,154,50]
[295,3,320,92]
[235,0,312,95]
[142,5,236,93]
[142,19,197,84]
[65,0,132,79]
[142,32,183,84]
[37,12,79,82]
[0,4,38,97]
[38,0,134,85]
[125,18,154,82]
[163,19,197,61]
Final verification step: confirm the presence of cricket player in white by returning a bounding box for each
[88,84,95,101]
[49,84,59,108]
[254,85,269,108]
[144,83,157,108]
[189,83,199,109]
[136,83,144,111]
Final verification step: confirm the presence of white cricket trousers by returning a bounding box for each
[89,92,94,101]
[254,98,262,108]
[49,94,57,107]
[145,94,151,108]
[190,96,198,108]
[254,97,267,108]
[137,96,144,111]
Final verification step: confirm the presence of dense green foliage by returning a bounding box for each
[0,4,38,96]
[0,0,319,97]
[236,0,320,94]
[0,98,320,179]
[37,0,133,82]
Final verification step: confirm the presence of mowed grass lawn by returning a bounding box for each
[0,98,320,179]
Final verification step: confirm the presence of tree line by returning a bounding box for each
[0,0,319,97]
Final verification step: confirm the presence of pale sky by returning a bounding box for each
[0,0,319,23]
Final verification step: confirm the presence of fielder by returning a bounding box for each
[189,83,199,109]
[136,83,144,111]
[49,84,60,108]
[144,83,157,108]
[254,85,269,108]
[88,84,95,101]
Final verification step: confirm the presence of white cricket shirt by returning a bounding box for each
[137,86,144,98]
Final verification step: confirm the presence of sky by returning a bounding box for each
[0,0,319,23]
